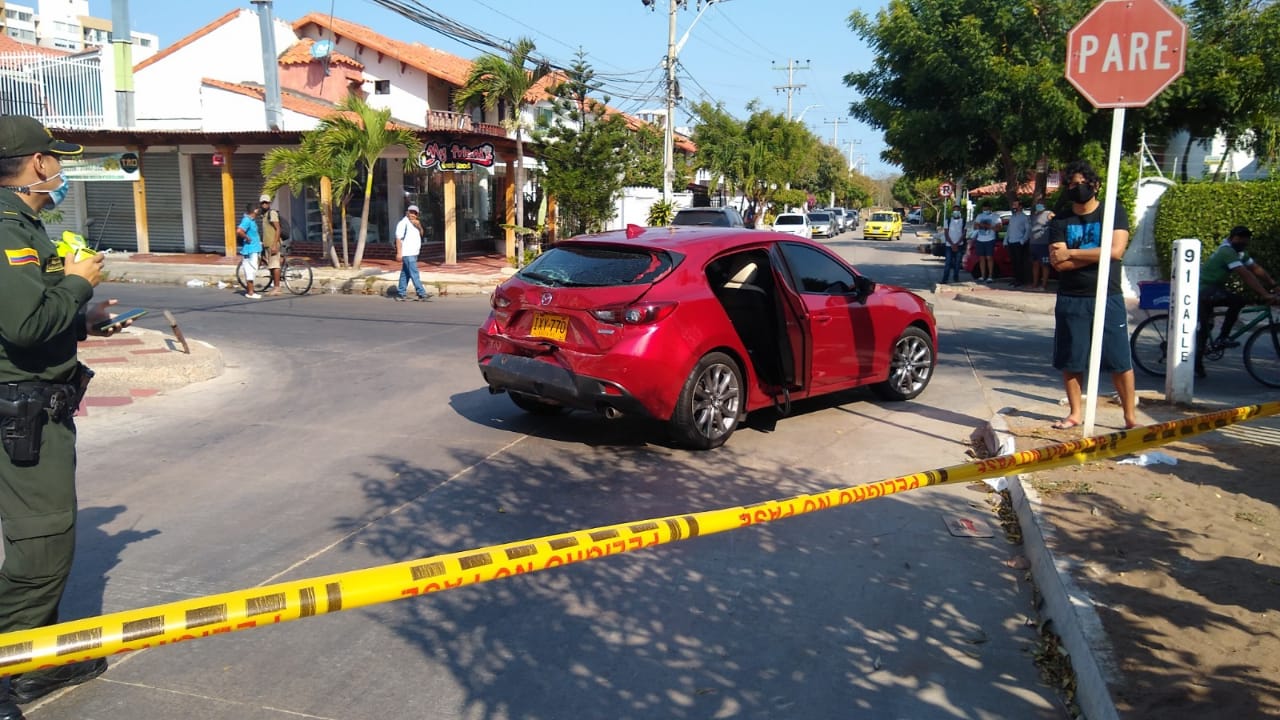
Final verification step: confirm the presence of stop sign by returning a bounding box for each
[1066,0,1187,108]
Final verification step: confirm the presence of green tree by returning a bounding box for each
[845,0,1089,202]
[534,52,632,235]
[454,37,550,266]
[316,95,421,269]
[262,131,356,268]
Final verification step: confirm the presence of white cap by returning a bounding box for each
[259,194,272,203]
[407,204,420,213]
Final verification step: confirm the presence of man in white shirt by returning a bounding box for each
[1004,199,1030,287]
[394,204,430,301]
[972,202,1001,283]
[941,208,966,284]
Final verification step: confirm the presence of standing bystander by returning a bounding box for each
[972,202,1001,282]
[237,203,263,299]
[258,194,282,295]
[394,204,430,301]
[1028,202,1054,291]
[0,115,131,720]
[941,208,965,284]
[1047,160,1137,430]
[1004,199,1030,287]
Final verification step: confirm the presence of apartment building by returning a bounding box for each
[1,0,158,59]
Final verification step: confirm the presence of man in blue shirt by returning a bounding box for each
[237,203,263,299]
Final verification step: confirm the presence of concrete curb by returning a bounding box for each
[78,326,224,401]
[102,258,508,298]
[978,414,1120,720]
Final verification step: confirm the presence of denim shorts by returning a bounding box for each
[1053,294,1132,373]
[975,241,996,257]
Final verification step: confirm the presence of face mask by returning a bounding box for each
[28,170,68,207]
[1035,204,1045,212]
[952,212,961,219]
[1069,183,1095,204]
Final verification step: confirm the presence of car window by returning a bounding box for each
[673,209,738,226]
[808,213,831,222]
[871,212,896,222]
[778,242,858,295]
[519,245,675,287]
[774,215,804,226]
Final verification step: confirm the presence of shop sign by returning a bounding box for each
[62,152,142,182]
[418,142,495,172]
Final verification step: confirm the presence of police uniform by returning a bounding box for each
[0,115,105,717]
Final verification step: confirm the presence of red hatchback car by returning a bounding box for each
[477,227,938,449]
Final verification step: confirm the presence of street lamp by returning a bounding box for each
[796,104,822,123]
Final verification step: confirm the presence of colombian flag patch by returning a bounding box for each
[5,248,40,266]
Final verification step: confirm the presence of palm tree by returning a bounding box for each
[261,131,357,268]
[453,37,549,267]
[317,95,422,270]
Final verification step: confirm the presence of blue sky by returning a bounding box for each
[90,0,897,176]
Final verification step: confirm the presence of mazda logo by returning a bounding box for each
[540,292,553,306]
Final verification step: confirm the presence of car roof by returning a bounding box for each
[555,226,822,262]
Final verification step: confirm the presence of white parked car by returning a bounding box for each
[771,212,811,238]
[906,209,924,224]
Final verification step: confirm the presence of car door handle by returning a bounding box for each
[812,313,833,324]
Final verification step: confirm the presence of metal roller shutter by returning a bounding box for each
[83,178,137,252]
[141,153,185,252]
[192,153,266,252]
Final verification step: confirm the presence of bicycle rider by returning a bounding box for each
[1195,225,1280,378]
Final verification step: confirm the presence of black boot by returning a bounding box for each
[0,695,24,720]
[10,658,106,704]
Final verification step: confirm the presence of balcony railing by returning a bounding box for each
[424,109,508,139]
[0,52,104,129]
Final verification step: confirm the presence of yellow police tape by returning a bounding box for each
[2,400,1277,676]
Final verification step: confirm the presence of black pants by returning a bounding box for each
[1196,287,1247,369]
[1007,242,1030,286]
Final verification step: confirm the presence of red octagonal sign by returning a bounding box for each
[1066,0,1187,108]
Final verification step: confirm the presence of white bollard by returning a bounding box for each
[1166,238,1200,403]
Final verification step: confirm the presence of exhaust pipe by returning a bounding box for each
[600,405,622,420]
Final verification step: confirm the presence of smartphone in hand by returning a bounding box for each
[95,308,148,333]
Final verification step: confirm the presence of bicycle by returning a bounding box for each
[1130,302,1280,387]
[235,239,314,295]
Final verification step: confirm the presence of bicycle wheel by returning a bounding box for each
[1243,319,1280,388]
[235,258,274,292]
[281,257,313,295]
[1130,313,1170,377]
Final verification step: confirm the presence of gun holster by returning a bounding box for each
[0,364,92,465]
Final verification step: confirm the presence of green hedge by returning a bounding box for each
[1153,180,1280,282]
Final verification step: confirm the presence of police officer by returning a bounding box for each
[0,115,132,719]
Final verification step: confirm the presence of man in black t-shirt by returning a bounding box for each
[1047,160,1137,431]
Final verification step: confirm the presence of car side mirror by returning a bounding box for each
[854,275,876,302]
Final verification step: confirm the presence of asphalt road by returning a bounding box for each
[30,228,1067,719]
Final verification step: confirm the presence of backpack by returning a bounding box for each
[277,214,291,242]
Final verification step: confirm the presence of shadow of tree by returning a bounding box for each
[326,433,1064,719]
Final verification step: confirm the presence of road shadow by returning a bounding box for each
[60,504,161,620]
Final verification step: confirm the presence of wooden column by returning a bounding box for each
[504,159,516,259]
[215,145,238,257]
[128,145,150,253]
[547,195,558,244]
[443,172,457,265]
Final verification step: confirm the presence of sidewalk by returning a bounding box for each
[102,250,514,297]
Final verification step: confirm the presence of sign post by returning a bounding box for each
[1064,0,1186,435]
[1166,239,1201,402]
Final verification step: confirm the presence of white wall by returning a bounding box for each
[134,9,297,130]
[294,27,433,126]
[605,187,693,232]
[200,86,318,132]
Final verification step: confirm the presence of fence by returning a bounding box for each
[0,51,104,128]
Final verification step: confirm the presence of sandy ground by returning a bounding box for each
[1003,394,1280,718]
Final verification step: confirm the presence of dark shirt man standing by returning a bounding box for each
[0,115,130,719]
[1047,159,1138,431]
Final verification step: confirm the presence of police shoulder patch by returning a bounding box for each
[5,247,40,266]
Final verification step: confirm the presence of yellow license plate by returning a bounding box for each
[530,313,569,341]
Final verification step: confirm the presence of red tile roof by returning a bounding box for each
[134,9,240,72]
[292,13,473,86]
[278,37,362,70]
[0,35,70,58]
[201,77,418,130]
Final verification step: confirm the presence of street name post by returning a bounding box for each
[1166,239,1201,402]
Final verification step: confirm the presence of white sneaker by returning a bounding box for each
[245,292,262,299]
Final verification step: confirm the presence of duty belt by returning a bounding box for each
[0,380,81,423]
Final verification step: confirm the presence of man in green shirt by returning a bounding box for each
[1195,226,1279,378]
[0,115,130,719]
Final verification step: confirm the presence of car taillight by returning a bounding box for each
[491,292,511,309]
[590,301,678,325]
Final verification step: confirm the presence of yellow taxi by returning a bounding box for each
[863,211,903,241]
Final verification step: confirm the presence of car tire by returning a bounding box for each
[509,391,566,416]
[871,327,935,401]
[670,352,744,450]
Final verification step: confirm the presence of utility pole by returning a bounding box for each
[772,59,809,121]
[111,0,135,126]
[823,117,847,147]
[843,139,862,171]
[663,0,677,203]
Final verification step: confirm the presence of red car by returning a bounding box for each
[477,227,938,449]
